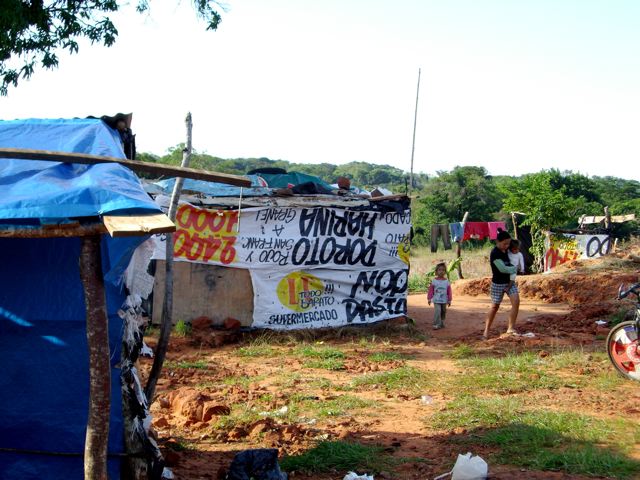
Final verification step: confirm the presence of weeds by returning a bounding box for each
[165,359,208,369]
[447,343,475,359]
[351,366,436,394]
[431,395,640,478]
[368,351,411,362]
[304,358,345,370]
[280,441,394,474]
[454,351,565,394]
[305,395,375,418]
[237,341,276,357]
[173,319,191,337]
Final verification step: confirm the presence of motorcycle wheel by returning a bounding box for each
[607,320,640,381]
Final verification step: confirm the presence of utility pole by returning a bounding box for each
[409,67,421,196]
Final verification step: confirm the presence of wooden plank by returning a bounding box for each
[0,213,174,238]
[0,223,107,238]
[102,213,175,237]
[0,148,252,187]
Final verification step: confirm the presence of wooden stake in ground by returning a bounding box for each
[145,112,193,403]
[79,235,110,480]
[456,211,469,279]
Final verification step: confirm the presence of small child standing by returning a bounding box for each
[427,262,452,330]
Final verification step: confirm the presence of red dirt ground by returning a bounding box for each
[140,264,640,480]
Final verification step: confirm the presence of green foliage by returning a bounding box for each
[173,319,191,337]
[351,366,436,394]
[412,166,501,246]
[166,359,207,369]
[431,396,640,478]
[0,1,222,95]
[500,171,585,271]
[280,441,394,474]
[408,272,430,292]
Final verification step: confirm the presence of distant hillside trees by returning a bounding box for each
[142,145,426,190]
[139,147,639,251]
[411,166,501,246]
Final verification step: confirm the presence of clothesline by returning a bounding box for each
[430,221,507,252]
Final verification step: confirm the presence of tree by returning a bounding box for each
[500,171,584,271]
[411,166,501,247]
[0,1,223,95]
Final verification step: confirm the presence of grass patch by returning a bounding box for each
[165,359,208,369]
[295,344,346,360]
[295,344,347,370]
[448,344,475,359]
[173,319,191,337]
[408,273,429,293]
[545,349,626,390]
[221,374,267,387]
[304,358,345,371]
[213,401,298,430]
[280,441,394,474]
[237,342,276,358]
[351,366,436,394]
[301,395,375,418]
[431,396,640,479]
[454,351,565,394]
[368,351,412,362]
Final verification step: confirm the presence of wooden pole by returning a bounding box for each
[145,113,193,403]
[604,206,611,230]
[456,211,469,279]
[79,235,110,480]
[0,148,251,187]
[511,212,518,240]
[409,67,421,196]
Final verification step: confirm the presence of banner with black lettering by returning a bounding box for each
[251,267,409,329]
[152,202,411,328]
[153,203,411,272]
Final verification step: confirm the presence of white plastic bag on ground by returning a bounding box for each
[343,472,374,480]
[451,452,487,480]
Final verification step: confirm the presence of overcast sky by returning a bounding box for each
[1,0,639,180]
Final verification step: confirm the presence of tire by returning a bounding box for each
[607,320,640,381]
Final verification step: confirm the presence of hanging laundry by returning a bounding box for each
[431,224,452,252]
[449,222,465,242]
[462,222,490,241]
[488,221,507,240]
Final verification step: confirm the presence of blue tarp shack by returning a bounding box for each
[0,118,169,479]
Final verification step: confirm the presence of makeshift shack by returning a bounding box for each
[0,118,172,479]
[148,177,412,330]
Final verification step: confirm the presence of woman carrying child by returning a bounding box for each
[427,262,452,330]
[483,229,519,339]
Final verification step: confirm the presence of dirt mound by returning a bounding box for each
[454,272,638,305]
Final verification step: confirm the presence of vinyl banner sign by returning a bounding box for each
[154,203,411,329]
[251,268,408,329]
[544,233,610,272]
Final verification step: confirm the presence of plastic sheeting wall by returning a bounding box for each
[0,236,130,479]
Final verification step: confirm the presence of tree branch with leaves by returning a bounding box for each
[0,0,223,95]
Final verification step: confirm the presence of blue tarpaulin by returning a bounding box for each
[0,118,161,479]
[0,118,159,220]
[150,175,271,197]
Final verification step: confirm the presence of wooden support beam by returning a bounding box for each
[0,148,252,187]
[0,223,107,238]
[0,212,175,239]
[79,235,110,480]
[102,213,175,237]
